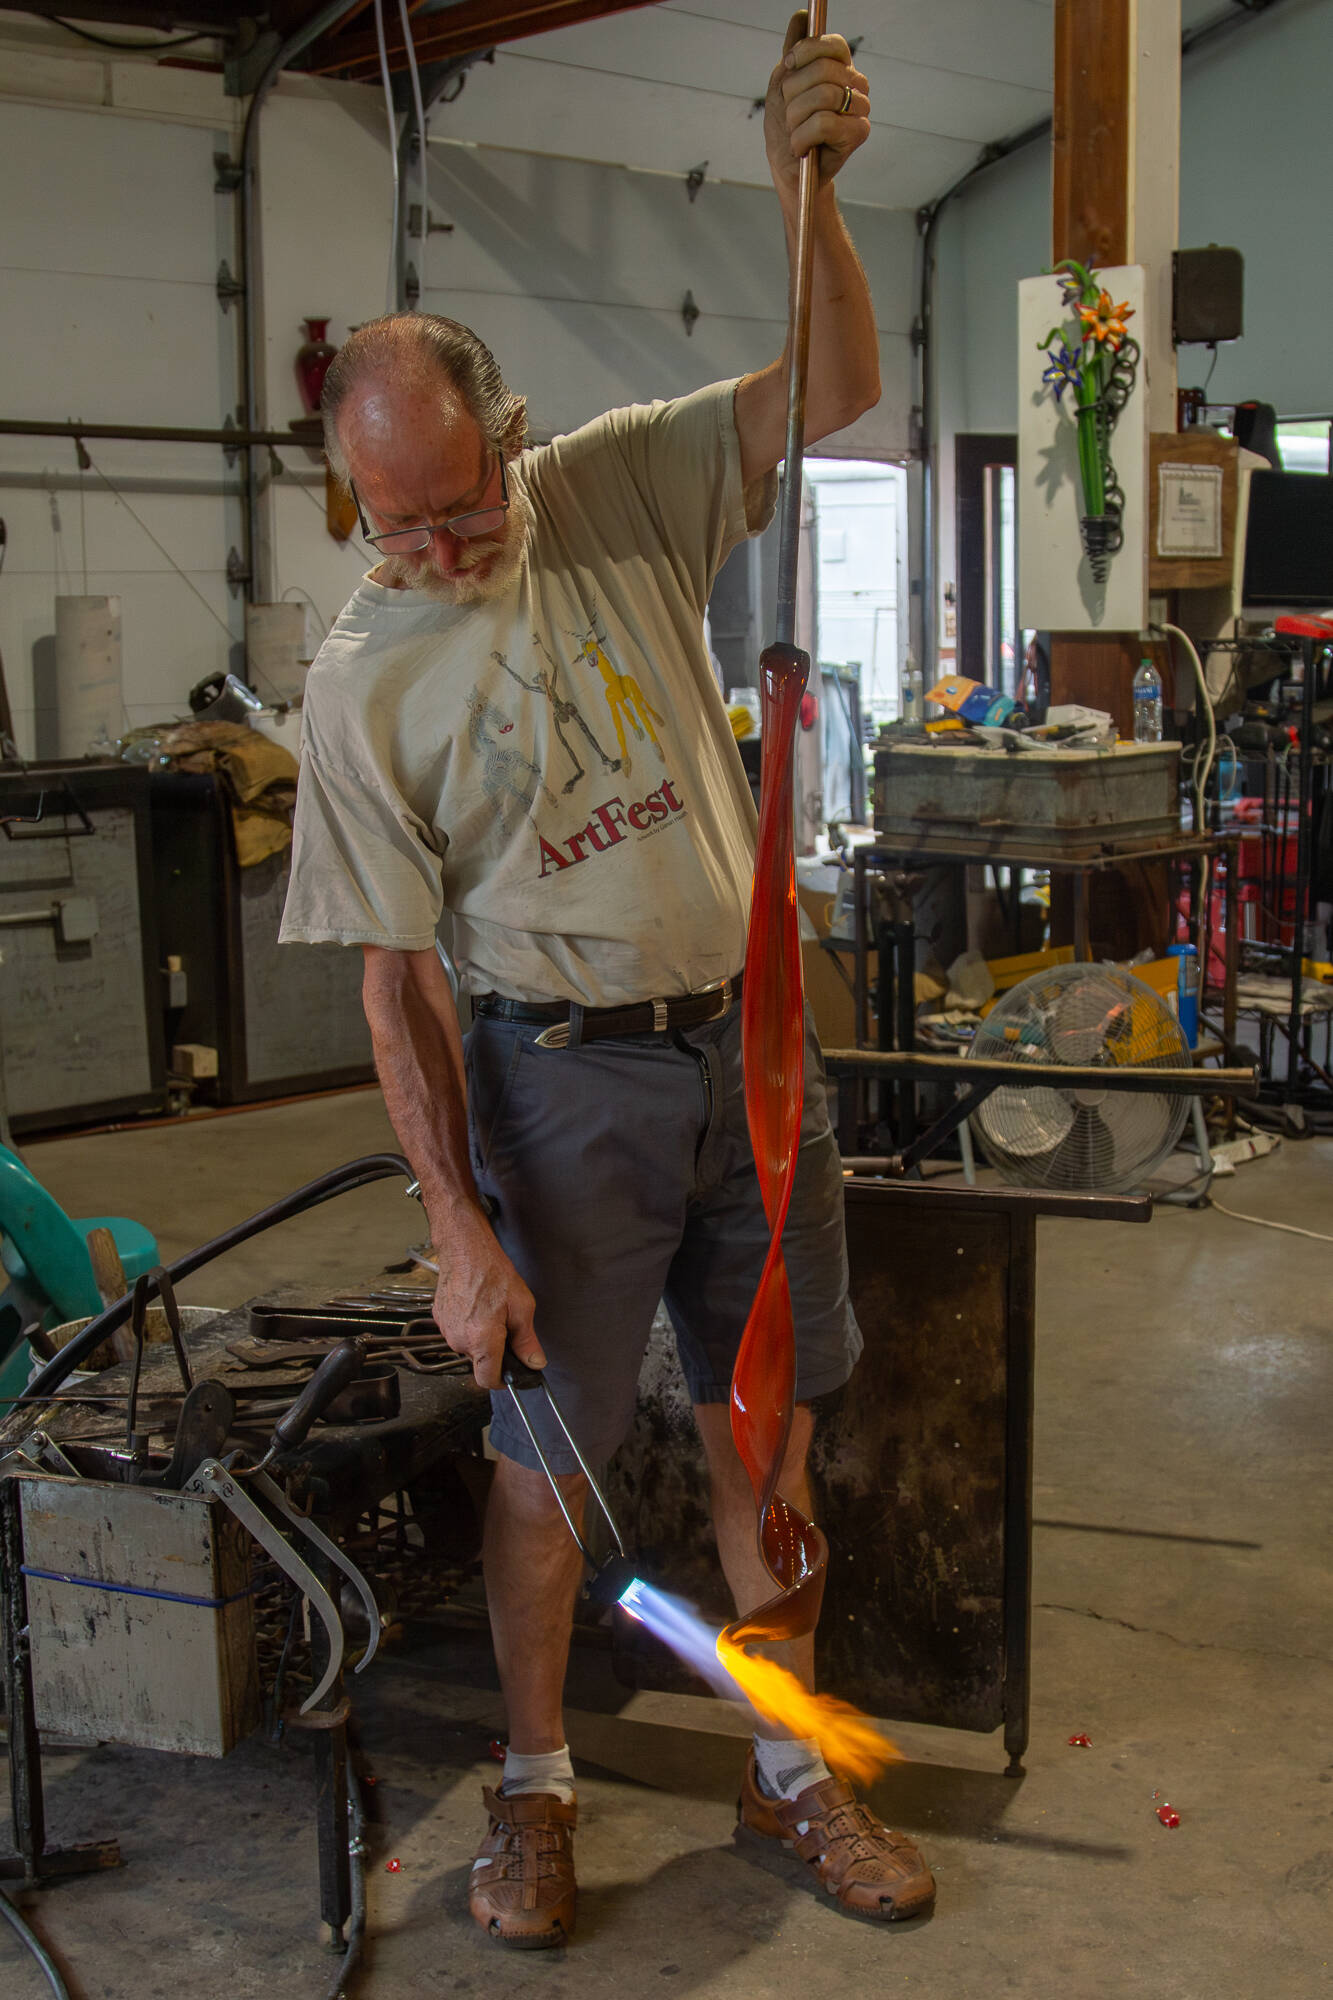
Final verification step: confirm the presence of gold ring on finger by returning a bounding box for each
[838,83,853,115]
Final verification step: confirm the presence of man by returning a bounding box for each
[281,13,935,1945]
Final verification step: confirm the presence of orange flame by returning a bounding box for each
[715,1630,899,1785]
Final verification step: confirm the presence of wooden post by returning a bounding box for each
[1052,0,1131,272]
[1049,0,1181,723]
[1048,0,1181,954]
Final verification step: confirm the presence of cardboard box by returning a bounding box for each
[798,884,872,1050]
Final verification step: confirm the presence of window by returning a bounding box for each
[1275,419,1331,474]
[805,459,908,730]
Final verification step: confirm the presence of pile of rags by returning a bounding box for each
[155,720,298,867]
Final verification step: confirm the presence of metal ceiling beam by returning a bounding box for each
[16,0,238,29]
[305,0,657,80]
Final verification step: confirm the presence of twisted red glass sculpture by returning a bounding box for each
[716,643,888,1780]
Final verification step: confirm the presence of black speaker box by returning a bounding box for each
[1173,245,1244,345]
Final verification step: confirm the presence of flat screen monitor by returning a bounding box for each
[1241,469,1333,609]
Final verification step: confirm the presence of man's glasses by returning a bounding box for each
[352,455,510,554]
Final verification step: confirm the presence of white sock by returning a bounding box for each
[753,1734,831,1822]
[499,1744,576,1805]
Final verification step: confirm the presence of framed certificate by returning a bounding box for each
[1157,463,1224,558]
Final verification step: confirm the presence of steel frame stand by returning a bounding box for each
[0,1478,122,1886]
[1002,1204,1036,1777]
[306,1551,352,1946]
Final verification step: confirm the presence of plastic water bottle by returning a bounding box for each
[900,655,924,727]
[1168,943,1200,1047]
[1133,657,1163,743]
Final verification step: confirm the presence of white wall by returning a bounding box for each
[0,82,242,752]
[931,0,1333,654]
[417,141,916,459]
[0,36,913,757]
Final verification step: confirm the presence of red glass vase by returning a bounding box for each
[295,318,336,414]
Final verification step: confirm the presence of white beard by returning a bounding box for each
[378,480,534,606]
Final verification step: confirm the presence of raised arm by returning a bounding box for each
[361,944,541,1387]
[734,10,880,485]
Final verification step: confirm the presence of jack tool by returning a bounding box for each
[500,1343,637,1608]
[183,1335,386,1713]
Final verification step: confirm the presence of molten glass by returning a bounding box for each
[720,642,893,1781]
[1155,1805,1181,1829]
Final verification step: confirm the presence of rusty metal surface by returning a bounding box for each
[609,1183,1036,1734]
[813,1190,1011,1729]
[873,741,1180,860]
[30,1287,491,1530]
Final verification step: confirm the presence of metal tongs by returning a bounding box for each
[182,1334,385,1715]
[500,1343,637,1607]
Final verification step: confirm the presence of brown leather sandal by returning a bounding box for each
[737,1750,935,1921]
[468,1787,578,1948]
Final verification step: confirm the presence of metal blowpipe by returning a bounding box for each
[774,0,829,651]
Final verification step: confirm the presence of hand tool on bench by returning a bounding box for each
[327,1288,436,1308]
[225,1335,466,1381]
[500,1342,637,1608]
[182,1336,387,1712]
[248,1302,437,1341]
[133,1379,237,1489]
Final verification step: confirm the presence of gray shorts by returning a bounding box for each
[465,1001,862,1474]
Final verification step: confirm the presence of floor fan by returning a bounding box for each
[968,964,1191,1193]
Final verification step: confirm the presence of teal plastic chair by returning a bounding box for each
[0,1143,159,1409]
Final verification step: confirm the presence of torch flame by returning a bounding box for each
[715,1630,898,1785]
[619,1579,897,1787]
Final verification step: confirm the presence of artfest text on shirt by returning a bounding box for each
[536,779,685,878]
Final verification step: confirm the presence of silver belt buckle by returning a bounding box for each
[696,976,731,1017]
[534,1021,571,1050]
[651,998,669,1033]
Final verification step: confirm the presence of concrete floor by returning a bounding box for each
[3,1092,1331,1999]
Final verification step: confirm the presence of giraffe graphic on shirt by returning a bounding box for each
[490,642,621,796]
[568,607,665,780]
[466,685,556,834]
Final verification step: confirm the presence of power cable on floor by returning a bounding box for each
[0,1884,72,2000]
[1208,1197,1333,1243]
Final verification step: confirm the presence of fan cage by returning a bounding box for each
[968,965,1191,1193]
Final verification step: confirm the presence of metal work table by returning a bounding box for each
[836,832,1241,1155]
[2,1285,490,1945]
[609,1177,1150,1776]
[849,831,1239,1036]
[21,1289,491,1525]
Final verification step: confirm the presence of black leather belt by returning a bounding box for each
[474,974,742,1049]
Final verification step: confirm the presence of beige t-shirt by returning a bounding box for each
[279,378,776,1006]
